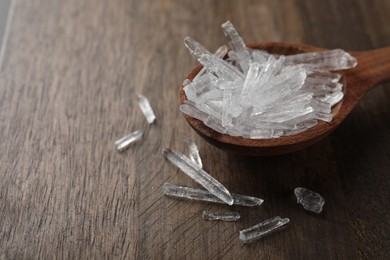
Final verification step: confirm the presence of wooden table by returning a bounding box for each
[1,0,389,259]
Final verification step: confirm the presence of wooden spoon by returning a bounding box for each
[179,42,390,155]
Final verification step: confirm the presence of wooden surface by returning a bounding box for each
[0,0,389,259]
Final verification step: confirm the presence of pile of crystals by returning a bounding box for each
[181,21,358,139]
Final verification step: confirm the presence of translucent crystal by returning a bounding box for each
[181,21,357,139]
[163,183,264,206]
[184,36,244,81]
[162,149,234,205]
[186,140,203,168]
[202,211,240,222]
[294,187,325,213]
[180,101,208,122]
[284,49,357,70]
[239,216,290,243]
[221,21,251,72]
[193,45,229,82]
[183,79,192,86]
[137,94,156,124]
[319,92,344,107]
[221,21,247,53]
[115,130,143,151]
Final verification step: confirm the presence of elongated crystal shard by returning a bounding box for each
[241,62,262,98]
[221,21,247,52]
[180,102,208,122]
[284,49,357,70]
[294,187,325,213]
[221,21,251,72]
[184,36,244,81]
[202,211,240,222]
[163,183,264,206]
[137,94,156,124]
[115,130,143,151]
[162,149,234,205]
[186,140,203,168]
[193,45,229,82]
[239,217,290,243]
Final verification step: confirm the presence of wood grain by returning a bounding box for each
[0,0,389,259]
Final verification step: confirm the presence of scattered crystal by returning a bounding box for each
[294,187,325,213]
[186,140,203,168]
[163,183,264,206]
[115,130,143,151]
[239,216,290,243]
[162,149,234,205]
[137,94,156,124]
[182,21,358,139]
[202,211,240,222]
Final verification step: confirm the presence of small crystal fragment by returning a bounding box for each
[115,130,143,151]
[163,183,264,206]
[202,211,240,222]
[186,140,203,168]
[294,187,325,213]
[162,149,234,205]
[137,94,156,124]
[239,216,290,243]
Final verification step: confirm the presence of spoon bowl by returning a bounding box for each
[179,42,390,155]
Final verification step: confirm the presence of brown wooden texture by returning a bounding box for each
[0,0,389,259]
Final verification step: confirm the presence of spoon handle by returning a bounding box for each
[349,46,390,95]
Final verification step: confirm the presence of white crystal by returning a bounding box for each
[221,21,251,72]
[115,130,143,151]
[181,21,357,139]
[193,45,229,82]
[180,102,208,122]
[162,148,234,205]
[239,216,290,243]
[137,94,156,124]
[284,49,357,70]
[184,37,245,81]
[186,140,203,168]
[163,183,264,206]
[183,79,192,86]
[294,187,325,213]
[202,211,240,222]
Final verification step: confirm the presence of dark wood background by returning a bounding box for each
[0,0,389,259]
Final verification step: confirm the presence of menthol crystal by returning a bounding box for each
[162,148,234,205]
[163,182,263,206]
[294,187,325,213]
[202,211,240,222]
[182,21,358,139]
[239,216,290,243]
[137,94,156,124]
[186,140,203,168]
[115,130,143,151]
